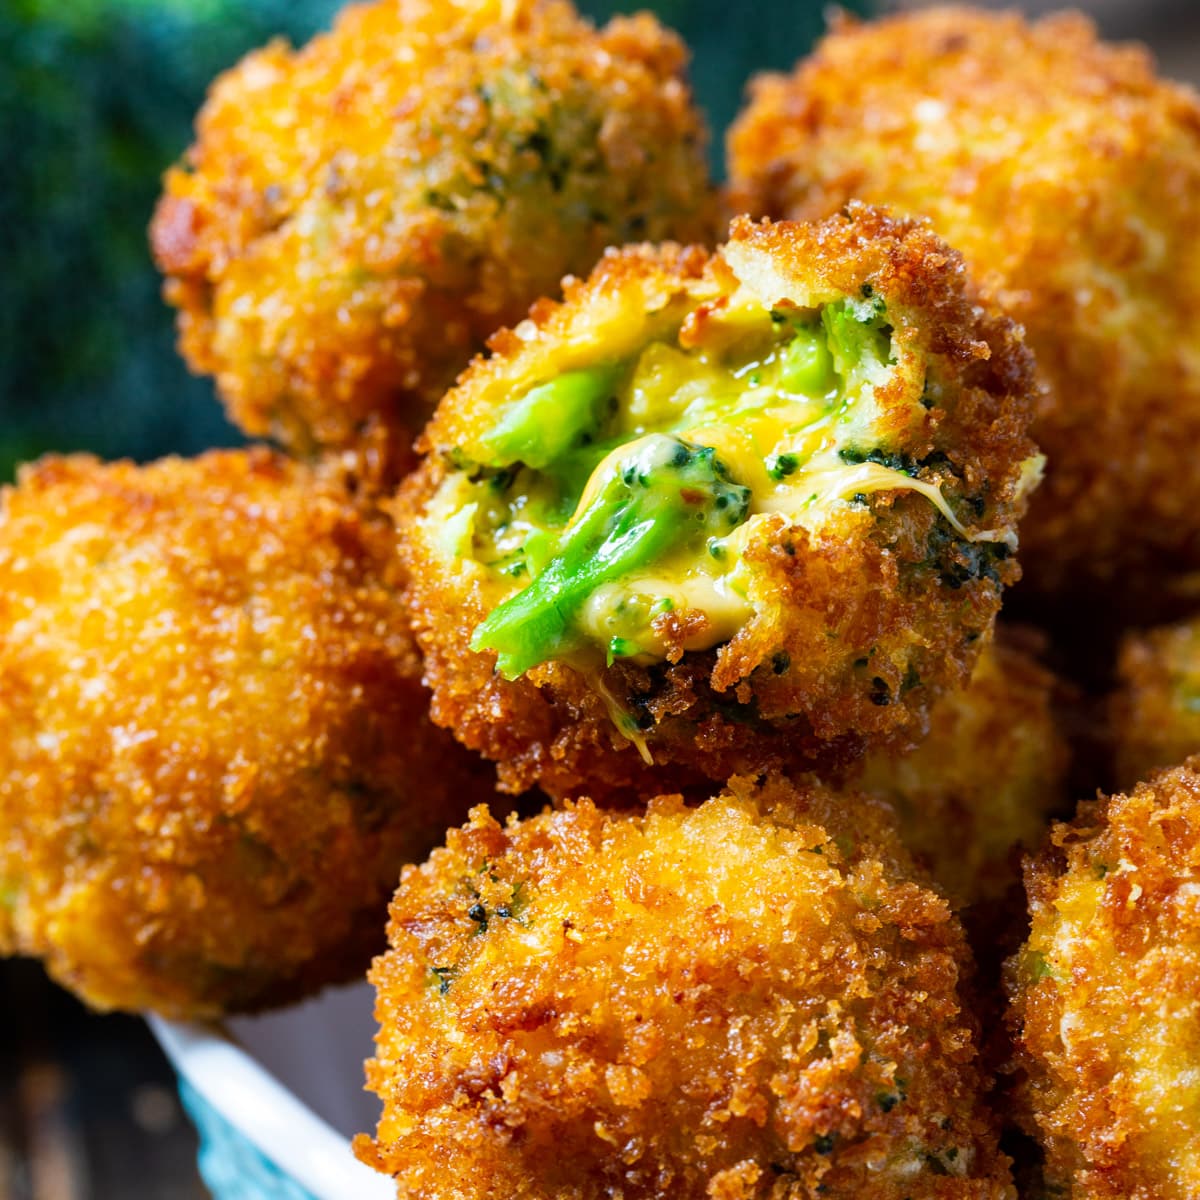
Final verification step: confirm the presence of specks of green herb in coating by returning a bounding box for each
[927,522,1011,590]
[467,902,488,933]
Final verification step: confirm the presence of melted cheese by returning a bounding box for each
[451,292,1028,692]
[579,569,753,662]
[566,402,995,663]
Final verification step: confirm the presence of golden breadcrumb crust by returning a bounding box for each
[1112,614,1200,788]
[855,627,1072,909]
[151,0,715,485]
[0,448,492,1018]
[358,775,1015,1198]
[728,6,1200,599]
[1006,760,1200,1199]
[396,208,1038,799]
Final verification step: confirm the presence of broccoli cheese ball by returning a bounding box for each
[358,775,1016,1198]
[397,207,1040,799]
[1112,614,1200,789]
[0,448,491,1018]
[151,0,715,484]
[1006,760,1200,1198]
[856,629,1071,909]
[728,8,1200,598]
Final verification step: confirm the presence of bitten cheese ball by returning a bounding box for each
[728,7,1200,598]
[0,449,490,1018]
[1007,760,1200,1199]
[856,629,1071,909]
[151,0,716,484]
[396,207,1040,799]
[359,775,1016,1198]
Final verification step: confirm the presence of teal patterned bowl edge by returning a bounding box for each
[180,1078,320,1200]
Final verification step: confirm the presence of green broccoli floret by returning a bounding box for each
[474,365,620,469]
[471,434,749,678]
[775,323,835,396]
[821,293,893,381]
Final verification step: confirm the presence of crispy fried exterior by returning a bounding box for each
[396,208,1038,799]
[151,0,715,484]
[727,7,1200,598]
[1111,614,1200,789]
[855,628,1072,909]
[1006,760,1200,1198]
[358,775,1015,1198]
[0,448,492,1018]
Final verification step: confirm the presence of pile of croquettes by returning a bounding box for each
[5,2,1200,1195]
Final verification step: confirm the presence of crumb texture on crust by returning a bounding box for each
[1112,614,1200,788]
[728,5,1200,596]
[0,447,491,1018]
[151,0,715,483]
[1006,759,1200,1199]
[855,627,1072,909]
[359,775,1015,1198]
[397,207,1038,799]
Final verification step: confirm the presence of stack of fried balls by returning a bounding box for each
[5,1,1200,1195]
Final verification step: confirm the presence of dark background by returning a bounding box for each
[2,0,1198,1196]
[0,0,847,482]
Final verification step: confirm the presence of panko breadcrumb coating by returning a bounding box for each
[151,0,715,483]
[1112,614,1200,789]
[856,628,1071,909]
[396,207,1039,799]
[727,7,1200,598]
[0,448,491,1019]
[1006,759,1200,1199]
[358,775,1016,1198]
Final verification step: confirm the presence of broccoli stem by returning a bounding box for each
[471,434,749,678]
[474,365,620,469]
[821,295,892,380]
[776,324,835,396]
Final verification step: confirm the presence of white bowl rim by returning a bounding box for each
[149,1015,394,1200]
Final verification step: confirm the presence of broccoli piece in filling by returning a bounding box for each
[474,365,620,470]
[822,292,894,378]
[459,293,937,680]
[775,323,836,397]
[471,434,750,679]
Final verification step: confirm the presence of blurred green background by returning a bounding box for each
[0,0,858,483]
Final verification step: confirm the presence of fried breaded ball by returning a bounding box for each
[856,628,1071,909]
[1006,759,1200,1198]
[358,774,1016,1198]
[727,7,1200,598]
[1112,613,1200,789]
[0,448,491,1019]
[151,0,716,484]
[396,207,1040,799]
